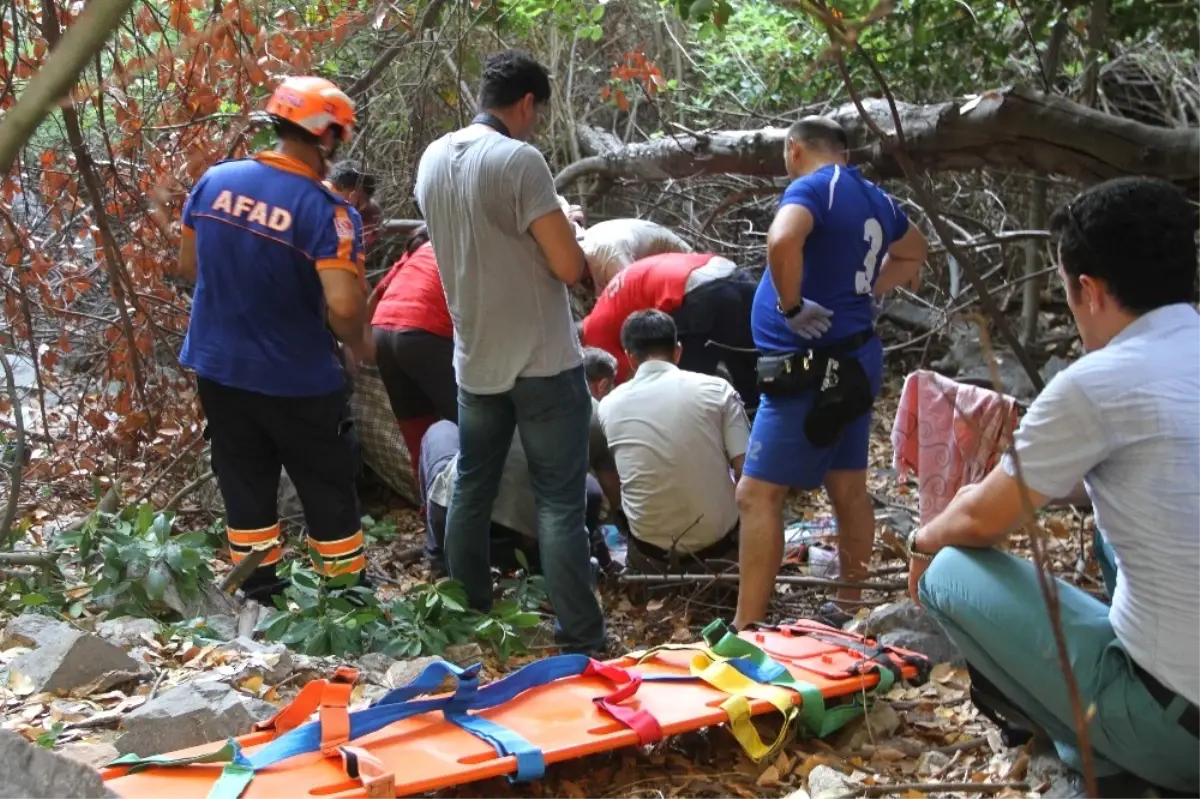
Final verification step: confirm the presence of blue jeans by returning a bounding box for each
[445,365,606,652]
[919,539,1199,793]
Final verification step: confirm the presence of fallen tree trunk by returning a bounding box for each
[555,86,1200,193]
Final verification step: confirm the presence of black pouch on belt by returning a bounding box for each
[755,352,822,397]
[803,355,874,448]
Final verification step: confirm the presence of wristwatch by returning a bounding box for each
[777,299,805,319]
[906,528,933,562]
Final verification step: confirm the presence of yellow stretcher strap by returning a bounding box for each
[688,653,799,761]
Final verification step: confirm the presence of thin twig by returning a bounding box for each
[164,470,213,512]
[973,313,1098,795]
[146,668,168,701]
[133,437,205,505]
[0,350,25,547]
[618,573,905,590]
[862,781,1028,796]
[0,551,59,566]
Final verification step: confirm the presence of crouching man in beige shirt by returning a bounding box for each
[598,309,750,573]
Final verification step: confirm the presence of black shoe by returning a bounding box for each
[814,601,854,629]
[1041,767,1190,796]
[240,566,289,604]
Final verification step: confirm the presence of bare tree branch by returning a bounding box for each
[0,350,25,548]
[0,0,136,173]
[554,87,1200,194]
[345,0,451,100]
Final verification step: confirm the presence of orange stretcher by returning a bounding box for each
[102,619,928,799]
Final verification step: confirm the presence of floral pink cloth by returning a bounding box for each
[891,370,1021,525]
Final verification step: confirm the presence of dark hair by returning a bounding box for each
[478,50,551,111]
[787,115,848,154]
[328,160,377,197]
[404,224,429,255]
[621,309,677,360]
[1049,177,1198,314]
[272,118,319,145]
[582,347,618,383]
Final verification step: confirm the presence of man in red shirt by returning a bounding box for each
[580,252,760,407]
[368,225,456,480]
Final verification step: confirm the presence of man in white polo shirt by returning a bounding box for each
[598,310,750,572]
[909,177,1199,794]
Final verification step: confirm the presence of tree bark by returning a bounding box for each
[1020,11,1071,347]
[555,86,1200,194]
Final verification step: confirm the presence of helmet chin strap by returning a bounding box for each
[318,137,341,176]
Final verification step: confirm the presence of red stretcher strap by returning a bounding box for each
[595,677,663,744]
[584,661,664,745]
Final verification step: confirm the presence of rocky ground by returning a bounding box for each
[0,387,1110,799]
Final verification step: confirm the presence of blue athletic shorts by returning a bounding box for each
[743,337,883,489]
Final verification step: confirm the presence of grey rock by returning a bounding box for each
[844,701,901,749]
[1,614,72,650]
[58,741,121,769]
[115,681,276,757]
[879,630,964,668]
[384,656,446,690]
[8,630,142,696]
[444,643,484,665]
[1041,355,1072,384]
[95,617,160,649]
[855,599,942,637]
[806,764,854,799]
[48,700,94,723]
[217,637,293,683]
[161,581,237,621]
[200,614,239,642]
[916,749,951,776]
[933,330,1037,401]
[0,731,118,798]
[357,652,394,676]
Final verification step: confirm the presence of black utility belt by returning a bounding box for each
[755,330,875,398]
[755,331,877,449]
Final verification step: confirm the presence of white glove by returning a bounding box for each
[783,298,834,339]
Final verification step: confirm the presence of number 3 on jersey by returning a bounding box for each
[856,218,884,294]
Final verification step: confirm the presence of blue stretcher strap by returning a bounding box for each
[245,654,591,772]
[246,659,476,771]
[447,712,545,782]
[375,659,481,708]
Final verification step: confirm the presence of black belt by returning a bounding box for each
[1133,661,1199,737]
[629,524,738,562]
[809,328,875,358]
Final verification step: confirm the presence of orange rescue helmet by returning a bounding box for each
[264,76,356,142]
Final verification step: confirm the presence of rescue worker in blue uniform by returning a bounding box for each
[177,76,374,599]
[733,117,928,629]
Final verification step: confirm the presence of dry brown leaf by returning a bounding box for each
[756,765,781,787]
[558,779,588,798]
[794,752,837,779]
[871,746,907,762]
[774,750,793,775]
[8,671,35,697]
[646,598,664,612]
[239,675,264,694]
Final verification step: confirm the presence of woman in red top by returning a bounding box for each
[369,226,456,478]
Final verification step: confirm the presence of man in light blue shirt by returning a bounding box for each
[908,177,1199,794]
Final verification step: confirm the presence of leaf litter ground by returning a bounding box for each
[1,376,1103,797]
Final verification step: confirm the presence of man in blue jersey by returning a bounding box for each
[178,76,374,600]
[733,117,928,630]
